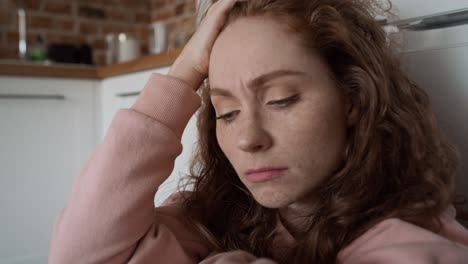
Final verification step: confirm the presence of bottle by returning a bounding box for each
[28,35,47,62]
[149,21,168,54]
[105,33,116,65]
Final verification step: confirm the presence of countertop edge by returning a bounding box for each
[0,63,99,79]
[0,48,182,80]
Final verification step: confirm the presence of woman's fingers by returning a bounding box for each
[168,0,248,90]
[200,250,277,264]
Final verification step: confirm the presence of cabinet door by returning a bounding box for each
[98,68,170,140]
[389,0,468,21]
[401,45,468,200]
[0,76,96,264]
[99,67,199,206]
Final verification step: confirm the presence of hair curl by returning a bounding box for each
[178,0,462,263]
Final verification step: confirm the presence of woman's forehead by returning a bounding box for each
[211,18,302,60]
[208,17,321,90]
[209,69,309,98]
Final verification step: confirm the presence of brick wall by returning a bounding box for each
[0,0,151,65]
[150,0,197,51]
[0,0,200,65]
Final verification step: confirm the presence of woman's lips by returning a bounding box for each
[245,167,288,183]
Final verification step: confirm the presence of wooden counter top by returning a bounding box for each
[0,48,182,79]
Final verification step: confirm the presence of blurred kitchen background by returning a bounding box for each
[0,0,197,65]
[0,0,468,263]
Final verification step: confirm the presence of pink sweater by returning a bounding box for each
[48,73,468,263]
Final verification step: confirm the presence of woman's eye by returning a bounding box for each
[215,94,300,123]
[216,110,240,123]
[267,94,300,107]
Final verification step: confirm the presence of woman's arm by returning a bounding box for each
[49,1,250,262]
[48,73,201,263]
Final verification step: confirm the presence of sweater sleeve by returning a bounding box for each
[48,73,204,263]
[337,216,468,264]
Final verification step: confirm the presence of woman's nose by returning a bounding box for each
[236,118,273,153]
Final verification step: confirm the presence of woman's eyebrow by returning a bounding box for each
[210,69,306,97]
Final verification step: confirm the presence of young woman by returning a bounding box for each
[48,0,468,263]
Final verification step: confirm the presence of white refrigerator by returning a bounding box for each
[388,1,468,198]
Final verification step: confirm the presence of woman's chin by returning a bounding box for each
[251,189,294,209]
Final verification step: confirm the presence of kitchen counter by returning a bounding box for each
[0,48,182,79]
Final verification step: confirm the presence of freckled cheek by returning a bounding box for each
[216,128,238,160]
[274,119,322,158]
[274,109,347,165]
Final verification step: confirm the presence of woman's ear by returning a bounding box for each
[345,95,359,127]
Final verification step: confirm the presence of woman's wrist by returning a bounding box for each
[168,58,205,91]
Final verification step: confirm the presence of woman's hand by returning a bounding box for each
[168,0,247,90]
[200,250,277,264]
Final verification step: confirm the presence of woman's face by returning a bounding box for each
[209,16,355,209]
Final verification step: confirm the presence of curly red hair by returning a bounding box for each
[178,0,462,262]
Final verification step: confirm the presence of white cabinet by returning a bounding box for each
[0,76,97,264]
[98,68,200,206]
[389,0,468,21]
[98,68,169,141]
[0,67,200,263]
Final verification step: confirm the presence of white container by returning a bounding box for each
[149,22,168,54]
[117,33,141,63]
[105,33,141,64]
